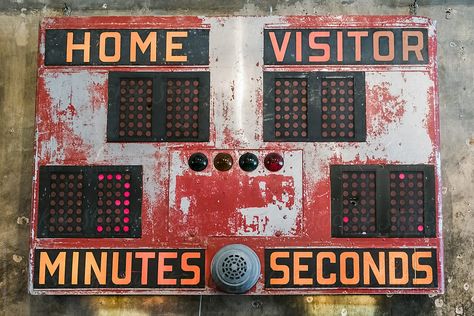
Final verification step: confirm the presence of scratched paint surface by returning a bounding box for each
[169,150,302,237]
[30,16,442,295]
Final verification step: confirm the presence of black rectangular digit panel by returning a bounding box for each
[331,165,436,238]
[107,72,210,142]
[37,165,142,238]
[263,72,366,142]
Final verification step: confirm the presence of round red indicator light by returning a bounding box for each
[264,153,284,172]
[214,153,233,171]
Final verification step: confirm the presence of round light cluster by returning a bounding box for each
[389,172,425,234]
[188,153,208,172]
[47,173,84,234]
[96,172,132,234]
[320,78,355,139]
[274,78,308,139]
[165,79,200,139]
[118,78,153,138]
[214,153,233,171]
[239,153,259,172]
[341,171,376,234]
[264,153,284,172]
[188,152,283,172]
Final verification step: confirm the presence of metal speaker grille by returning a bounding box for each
[211,244,260,294]
[221,254,248,280]
[165,79,200,139]
[46,172,84,235]
[118,78,153,138]
[321,78,355,139]
[96,172,133,235]
[389,171,425,235]
[341,171,376,235]
[274,78,308,139]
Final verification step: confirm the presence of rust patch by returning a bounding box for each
[366,81,406,137]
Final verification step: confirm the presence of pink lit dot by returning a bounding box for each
[399,173,406,180]
[124,191,130,197]
[107,174,113,180]
[115,174,122,180]
[417,225,424,232]
[98,174,104,181]
[123,217,130,223]
[343,216,349,223]
[115,200,121,206]
[97,225,103,232]
[114,226,120,232]
[124,200,130,206]
[124,183,131,189]
[123,226,129,232]
[124,208,130,214]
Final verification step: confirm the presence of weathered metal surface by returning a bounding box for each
[29,15,442,295]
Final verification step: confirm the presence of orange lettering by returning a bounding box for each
[84,252,107,285]
[389,252,409,285]
[294,252,313,285]
[295,31,302,62]
[403,31,424,61]
[337,31,343,62]
[130,32,157,62]
[66,32,90,63]
[111,252,132,285]
[373,31,395,61]
[269,31,291,62]
[269,251,290,285]
[309,31,330,62]
[363,252,386,285]
[39,251,66,285]
[99,32,121,62]
[316,252,336,285]
[71,251,79,285]
[158,252,177,285]
[166,31,188,62]
[347,31,369,61]
[412,251,433,285]
[181,252,201,286]
[135,252,155,285]
[340,252,360,285]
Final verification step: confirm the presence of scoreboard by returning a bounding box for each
[29,16,442,295]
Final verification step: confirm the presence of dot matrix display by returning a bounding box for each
[263,71,366,142]
[340,171,376,235]
[108,72,210,142]
[331,165,436,238]
[38,166,142,238]
[45,172,84,236]
[320,78,356,139]
[96,172,133,235]
[165,79,200,139]
[273,78,308,139]
[389,171,425,235]
[118,78,153,138]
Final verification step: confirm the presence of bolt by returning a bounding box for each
[251,300,262,309]
[12,254,23,263]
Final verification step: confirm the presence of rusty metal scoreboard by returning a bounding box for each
[29,16,443,295]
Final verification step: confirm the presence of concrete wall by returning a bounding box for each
[0,1,472,315]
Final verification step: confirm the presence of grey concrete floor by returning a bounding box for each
[0,1,473,315]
